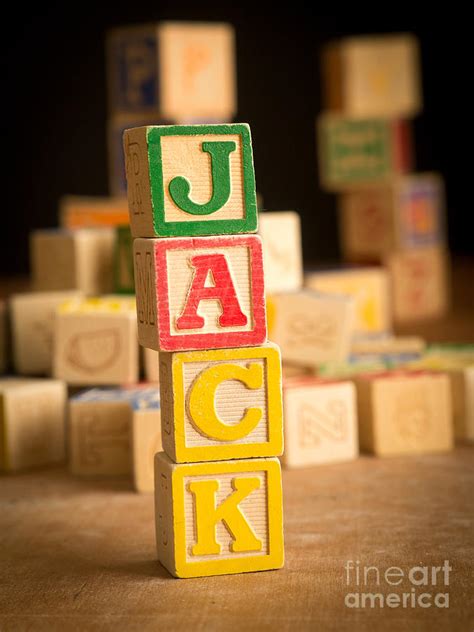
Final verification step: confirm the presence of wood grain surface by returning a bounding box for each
[1,447,472,631]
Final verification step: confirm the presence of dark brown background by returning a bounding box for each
[2,6,470,275]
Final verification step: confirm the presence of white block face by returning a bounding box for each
[69,401,131,476]
[54,313,138,385]
[283,381,358,468]
[182,469,269,562]
[345,36,421,117]
[11,292,81,375]
[160,133,245,223]
[0,380,66,471]
[159,23,236,120]
[268,291,355,366]
[166,244,253,337]
[258,212,303,292]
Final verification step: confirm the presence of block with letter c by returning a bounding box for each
[159,344,283,462]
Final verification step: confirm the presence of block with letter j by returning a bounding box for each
[123,123,258,238]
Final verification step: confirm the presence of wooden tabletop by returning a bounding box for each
[1,447,472,631]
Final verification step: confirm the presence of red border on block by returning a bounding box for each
[154,235,267,351]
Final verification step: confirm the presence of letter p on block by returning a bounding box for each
[155,453,284,577]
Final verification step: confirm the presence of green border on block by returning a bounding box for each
[146,124,258,237]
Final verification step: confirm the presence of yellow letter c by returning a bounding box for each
[188,362,264,441]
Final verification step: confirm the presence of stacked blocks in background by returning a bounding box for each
[318,33,450,323]
[124,123,284,578]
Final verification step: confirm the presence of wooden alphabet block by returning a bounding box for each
[59,196,130,229]
[355,370,453,456]
[305,267,391,335]
[69,389,132,476]
[31,229,116,294]
[322,34,422,118]
[114,225,134,294]
[258,211,303,292]
[159,344,282,462]
[385,246,450,322]
[69,385,160,481]
[351,335,425,357]
[282,377,358,468]
[155,453,284,577]
[10,291,83,376]
[339,173,445,261]
[267,290,355,367]
[131,390,162,492]
[134,234,266,351]
[144,347,159,382]
[107,22,236,120]
[124,124,257,238]
[318,115,412,191]
[0,378,66,471]
[53,297,139,385]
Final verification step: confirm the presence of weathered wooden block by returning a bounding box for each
[131,389,162,492]
[69,385,160,481]
[114,225,134,294]
[351,334,425,357]
[30,229,116,294]
[10,291,82,376]
[267,290,355,367]
[258,211,303,292]
[318,115,412,191]
[155,453,284,577]
[355,370,453,455]
[0,378,66,471]
[322,34,422,118]
[143,347,160,382]
[53,297,139,385]
[305,267,391,335]
[124,124,257,238]
[134,234,266,351]
[107,22,236,120]
[59,196,130,229]
[282,377,358,468]
[385,246,450,322]
[159,344,282,463]
[339,173,445,261]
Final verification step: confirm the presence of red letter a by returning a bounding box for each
[176,254,248,330]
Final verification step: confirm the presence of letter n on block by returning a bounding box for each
[160,344,283,462]
[155,453,284,577]
[134,234,266,351]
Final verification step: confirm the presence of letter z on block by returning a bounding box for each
[155,453,284,577]
[123,123,258,237]
[134,234,267,351]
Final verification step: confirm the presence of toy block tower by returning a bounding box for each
[123,123,284,578]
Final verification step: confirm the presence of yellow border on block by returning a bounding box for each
[171,344,283,462]
[172,457,284,578]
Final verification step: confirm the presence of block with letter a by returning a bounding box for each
[155,453,284,578]
[133,234,266,351]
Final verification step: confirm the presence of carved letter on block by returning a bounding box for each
[134,234,266,351]
[267,290,355,367]
[282,378,358,468]
[159,344,282,462]
[155,453,284,577]
[355,370,453,456]
[123,124,257,238]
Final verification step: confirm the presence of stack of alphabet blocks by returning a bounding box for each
[318,34,450,323]
[124,122,284,578]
